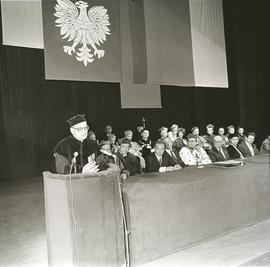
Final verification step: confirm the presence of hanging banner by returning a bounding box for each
[130,0,228,88]
[119,0,161,109]
[42,0,121,82]
[1,0,44,49]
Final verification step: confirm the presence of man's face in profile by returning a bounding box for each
[247,135,255,144]
[230,137,239,146]
[155,143,165,157]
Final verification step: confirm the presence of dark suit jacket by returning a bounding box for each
[145,151,175,173]
[116,152,141,176]
[208,147,231,162]
[238,142,259,157]
[227,145,242,159]
[167,149,185,167]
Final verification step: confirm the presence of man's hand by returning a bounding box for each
[120,173,128,181]
[82,161,99,174]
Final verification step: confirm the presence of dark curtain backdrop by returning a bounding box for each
[0,0,269,179]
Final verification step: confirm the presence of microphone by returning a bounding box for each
[71,152,78,174]
[72,152,78,164]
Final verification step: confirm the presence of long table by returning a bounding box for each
[122,155,270,266]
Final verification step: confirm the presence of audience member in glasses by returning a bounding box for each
[53,114,98,174]
[180,134,212,166]
[237,132,259,157]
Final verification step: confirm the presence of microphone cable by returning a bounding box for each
[69,163,80,267]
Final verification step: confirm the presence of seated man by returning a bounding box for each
[116,139,141,180]
[180,134,212,166]
[163,137,184,167]
[54,114,99,174]
[260,134,270,154]
[95,141,118,171]
[238,132,259,157]
[146,141,181,173]
[227,134,244,159]
[208,136,231,162]
[217,127,229,146]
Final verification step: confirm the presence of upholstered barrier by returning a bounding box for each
[122,155,270,266]
[43,165,125,267]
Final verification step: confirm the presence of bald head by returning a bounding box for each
[213,135,223,149]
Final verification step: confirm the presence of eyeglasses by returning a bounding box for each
[72,126,89,132]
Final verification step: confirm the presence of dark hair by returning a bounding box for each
[154,140,165,147]
[247,132,256,137]
[119,138,131,145]
[187,134,197,140]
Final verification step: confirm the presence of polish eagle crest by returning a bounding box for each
[54,0,110,66]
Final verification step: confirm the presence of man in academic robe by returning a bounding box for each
[180,134,212,166]
[145,141,181,173]
[138,129,153,159]
[238,132,259,157]
[227,134,244,159]
[208,135,231,162]
[54,114,99,174]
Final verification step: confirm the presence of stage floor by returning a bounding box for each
[1,176,270,267]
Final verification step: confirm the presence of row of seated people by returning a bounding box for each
[53,114,270,180]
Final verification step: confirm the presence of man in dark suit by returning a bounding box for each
[116,139,141,180]
[164,137,184,167]
[238,132,259,157]
[208,136,231,162]
[146,141,181,173]
[227,134,244,159]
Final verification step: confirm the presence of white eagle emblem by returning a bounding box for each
[54,0,110,66]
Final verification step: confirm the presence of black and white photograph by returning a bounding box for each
[0,0,269,266]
